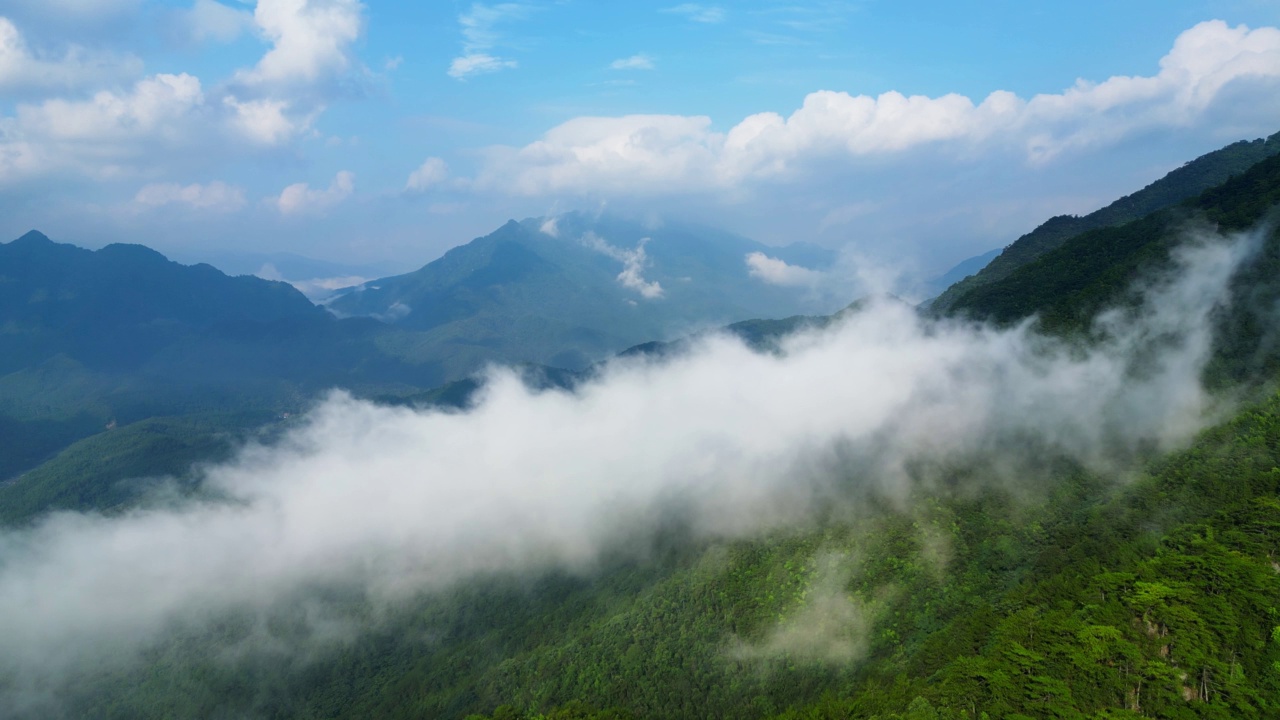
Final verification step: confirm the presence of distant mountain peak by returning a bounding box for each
[11,230,53,246]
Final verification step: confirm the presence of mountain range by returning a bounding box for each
[0,215,836,492]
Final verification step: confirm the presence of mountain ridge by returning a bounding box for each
[930,129,1280,312]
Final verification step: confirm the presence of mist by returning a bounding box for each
[0,225,1264,711]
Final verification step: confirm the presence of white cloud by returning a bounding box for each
[180,0,255,44]
[745,252,823,287]
[448,3,529,79]
[134,181,246,212]
[237,0,365,85]
[223,95,309,145]
[662,4,726,23]
[276,170,355,215]
[0,0,365,186]
[472,21,1280,196]
[0,62,331,186]
[0,73,204,183]
[581,232,664,299]
[27,73,201,141]
[448,52,516,79]
[476,114,720,195]
[405,156,448,192]
[610,54,655,71]
[0,17,142,93]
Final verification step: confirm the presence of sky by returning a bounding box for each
[2,0,1280,278]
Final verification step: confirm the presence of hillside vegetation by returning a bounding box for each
[930,131,1280,313]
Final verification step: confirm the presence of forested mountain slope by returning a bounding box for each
[930,130,1280,313]
[942,150,1280,386]
[463,387,1280,720]
[52,378,1280,720]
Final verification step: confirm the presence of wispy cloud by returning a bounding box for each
[662,4,726,24]
[449,3,530,79]
[134,181,246,213]
[745,252,823,287]
[610,53,655,71]
[581,232,665,299]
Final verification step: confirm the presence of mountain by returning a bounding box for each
[0,232,450,485]
[918,247,1000,302]
[939,149,1280,388]
[188,250,400,283]
[328,213,839,370]
[929,130,1280,313]
[0,231,330,374]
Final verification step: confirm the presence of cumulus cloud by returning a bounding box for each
[475,114,720,195]
[405,156,449,192]
[19,73,204,142]
[449,3,530,79]
[610,54,655,71]
[0,65,329,186]
[746,252,824,287]
[0,224,1264,709]
[0,0,365,186]
[223,95,311,145]
[581,232,665,298]
[276,170,355,215]
[236,0,365,86]
[662,4,726,24]
[472,21,1280,197]
[0,17,142,93]
[0,73,204,183]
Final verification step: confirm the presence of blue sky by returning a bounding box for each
[2,0,1280,283]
